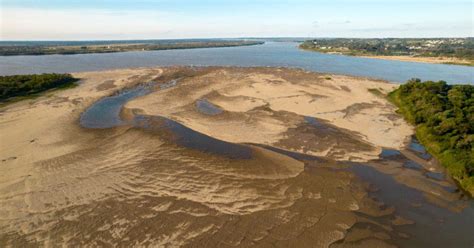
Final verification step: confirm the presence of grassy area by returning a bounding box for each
[388,79,474,196]
[0,73,79,103]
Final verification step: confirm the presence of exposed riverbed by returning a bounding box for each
[79,67,474,247]
[1,67,473,247]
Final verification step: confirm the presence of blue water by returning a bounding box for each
[379,148,402,158]
[1,42,472,84]
[409,137,432,160]
[79,83,152,128]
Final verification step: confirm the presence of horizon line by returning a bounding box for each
[1,36,473,42]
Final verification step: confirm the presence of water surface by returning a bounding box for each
[350,163,474,248]
[195,99,223,115]
[1,42,472,84]
[79,83,153,128]
[81,83,251,159]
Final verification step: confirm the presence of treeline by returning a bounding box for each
[0,74,79,101]
[0,41,264,56]
[389,79,474,195]
[300,38,474,64]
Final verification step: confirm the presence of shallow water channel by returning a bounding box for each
[80,81,251,159]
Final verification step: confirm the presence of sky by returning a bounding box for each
[1,0,473,40]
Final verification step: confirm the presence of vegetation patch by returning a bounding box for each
[389,79,474,196]
[0,40,264,56]
[300,38,474,66]
[368,88,385,97]
[0,73,79,102]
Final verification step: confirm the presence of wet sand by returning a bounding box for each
[0,67,473,247]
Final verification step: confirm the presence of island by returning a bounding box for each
[0,39,264,56]
[300,38,474,66]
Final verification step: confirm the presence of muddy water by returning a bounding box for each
[79,82,474,247]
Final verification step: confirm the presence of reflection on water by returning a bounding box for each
[380,148,402,158]
[409,136,432,160]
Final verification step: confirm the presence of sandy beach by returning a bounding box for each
[359,55,472,66]
[0,66,470,247]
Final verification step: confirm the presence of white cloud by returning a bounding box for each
[1,8,178,40]
[0,7,317,40]
[0,3,472,40]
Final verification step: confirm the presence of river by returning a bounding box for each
[1,42,473,84]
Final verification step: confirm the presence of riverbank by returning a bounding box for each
[360,55,473,66]
[299,38,474,67]
[388,80,474,196]
[300,47,473,66]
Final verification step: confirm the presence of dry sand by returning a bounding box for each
[0,66,468,247]
[126,67,413,161]
[360,55,472,66]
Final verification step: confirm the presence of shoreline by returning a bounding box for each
[359,55,473,66]
[300,47,473,67]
